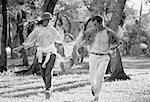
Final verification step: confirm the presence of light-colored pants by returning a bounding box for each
[89,54,110,96]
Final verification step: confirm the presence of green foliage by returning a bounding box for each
[145,0,150,3]
[7,0,43,23]
[55,0,89,20]
[141,14,150,30]
[54,0,119,22]
[124,6,138,19]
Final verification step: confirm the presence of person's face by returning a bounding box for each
[93,20,103,29]
[42,19,49,27]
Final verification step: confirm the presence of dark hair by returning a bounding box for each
[36,20,43,25]
[19,0,24,5]
[91,16,103,24]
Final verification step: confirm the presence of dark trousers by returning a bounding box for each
[39,54,56,90]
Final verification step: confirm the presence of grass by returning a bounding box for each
[0,56,150,102]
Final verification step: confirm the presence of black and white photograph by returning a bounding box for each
[0,0,150,102]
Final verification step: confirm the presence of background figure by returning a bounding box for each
[55,22,65,57]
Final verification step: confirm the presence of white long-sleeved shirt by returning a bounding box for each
[23,25,59,54]
[75,26,123,55]
[75,28,110,54]
[22,25,65,68]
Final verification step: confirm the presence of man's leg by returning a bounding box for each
[94,57,110,97]
[89,54,98,87]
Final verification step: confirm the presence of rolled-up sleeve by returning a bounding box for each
[75,27,95,46]
[22,27,38,50]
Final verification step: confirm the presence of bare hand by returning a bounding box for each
[109,49,116,56]
[110,45,118,50]
[13,45,24,53]
[110,41,122,50]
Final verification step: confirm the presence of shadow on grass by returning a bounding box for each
[0,86,44,95]
[14,81,40,86]
[0,80,40,89]
[123,59,150,70]
[53,80,89,92]
[0,85,11,88]
[1,79,89,98]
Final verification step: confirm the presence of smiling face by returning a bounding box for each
[91,16,104,30]
[93,19,103,29]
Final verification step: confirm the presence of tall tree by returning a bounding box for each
[136,0,143,58]
[16,9,29,66]
[105,0,130,81]
[0,0,7,72]
[42,0,58,14]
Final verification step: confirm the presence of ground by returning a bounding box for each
[0,56,150,102]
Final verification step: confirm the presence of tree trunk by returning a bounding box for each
[136,1,143,58]
[146,42,150,57]
[9,19,18,58]
[17,11,28,66]
[17,25,28,66]
[105,0,130,81]
[72,45,80,65]
[105,60,111,74]
[10,35,20,59]
[22,0,58,75]
[0,0,7,72]
[42,0,58,14]
[105,49,130,81]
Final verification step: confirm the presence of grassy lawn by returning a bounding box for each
[0,56,150,102]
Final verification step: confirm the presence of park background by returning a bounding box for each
[0,0,150,102]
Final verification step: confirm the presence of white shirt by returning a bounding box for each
[23,25,59,53]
